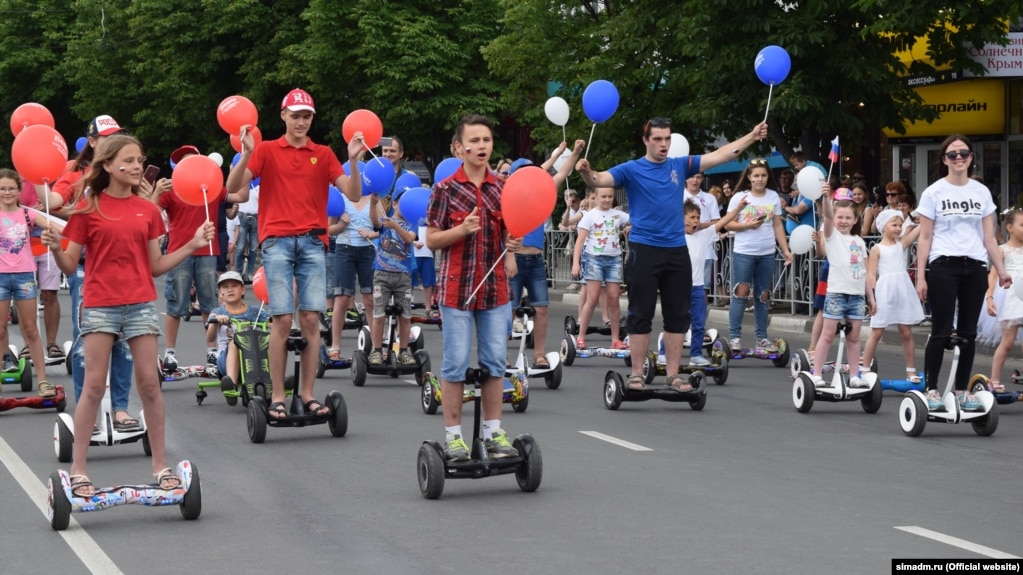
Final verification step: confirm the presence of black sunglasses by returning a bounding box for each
[644,117,671,132]
[945,150,973,160]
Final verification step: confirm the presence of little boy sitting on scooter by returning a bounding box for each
[205,271,270,388]
[368,190,417,366]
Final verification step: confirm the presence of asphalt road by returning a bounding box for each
[2,285,1021,575]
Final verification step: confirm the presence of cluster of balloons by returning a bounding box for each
[9,103,67,186]
[788,166,825,255]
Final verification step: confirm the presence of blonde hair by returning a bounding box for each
[76,135,144,219]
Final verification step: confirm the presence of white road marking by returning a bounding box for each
[579,431,653,451]
[895,526,1020,559]
[0,437,123,575]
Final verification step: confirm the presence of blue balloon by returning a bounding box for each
[398,186,431,226]
[75,137,87,155]
[394,172,422,196]
[755,45,791,86]
[433,157,462,186]
[582,80,619,123]
[231,152,242,168]
[344,159,366,178]
[362,157,395,196]
[327,185,345,217]
[250,177,260,189]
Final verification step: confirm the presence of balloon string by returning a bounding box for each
[762,84,774,123]
[202,187,213,256]
[44,181,51,271]
[465,248,508,306]
[562,125,567,146]
[584,123,596,160]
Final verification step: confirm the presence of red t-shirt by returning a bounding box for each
[53,170,85,205]
[157,186,225,256]
[246,136,344,247]
[63,194,165,307]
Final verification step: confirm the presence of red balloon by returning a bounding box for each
[12,125,68,185]
[10,103,55,137]
[501,166,556,237]
[341,109,382,149]
[230,126,262,153]
[217,96,259,136]
[252,266,269,304]
[171,155,224,207]
[30,236,68,257]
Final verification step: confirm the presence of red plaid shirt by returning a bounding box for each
[426,166,509,310]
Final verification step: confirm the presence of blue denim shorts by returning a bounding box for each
[413,256,436,288]
[261,235,327,316]
[165,255,218,317]
[822,293,867,321]
[583,253,623,284]
[440,303,510,382]
[509,253,549,307]
[333,243,375,296]
[0,271,38,300]
[81,302,162,340]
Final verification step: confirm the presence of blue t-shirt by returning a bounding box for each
[608,155,702,247]
[522,224,545,250]
[374,218,414,274]
[784,195,816,235]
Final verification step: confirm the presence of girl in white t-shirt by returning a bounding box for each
[810,188,873,387]
[724,160,792,352]
[915,134,1009,411]
[572,187,630,348]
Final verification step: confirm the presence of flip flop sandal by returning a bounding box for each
[18,345,30,359]
[303,399,330,416]
[268,401,288,420]
[113,411,141,430]
[326,347,341,361]
[47,343,64,358]
[626,374,646,390]
[988,380,1006,393]
[154,468,182,490]
[70,474,95,498]
[38,381,56,398]
[666,374,694,393]
[533,355,550,369]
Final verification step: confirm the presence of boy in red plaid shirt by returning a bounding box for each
[426,115,522,461]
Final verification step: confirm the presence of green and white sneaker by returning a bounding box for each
[484,429,519,459]
[444,434,470,462]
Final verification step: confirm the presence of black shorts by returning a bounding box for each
[625,242,692,335]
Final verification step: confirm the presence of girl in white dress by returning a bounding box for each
[983,209,1023,393]
[861,209,923,381]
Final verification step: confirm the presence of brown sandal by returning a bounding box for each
[666,374,694,393]
[70,474,95,498]
[626,374,646,390]
[155,468,182,490]
[38,381,56,398]
[533,355,550,369]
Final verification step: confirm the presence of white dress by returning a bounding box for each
[870,242,924,328]
[997,245,1023,327]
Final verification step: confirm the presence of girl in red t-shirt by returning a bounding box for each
[42,135,214,498]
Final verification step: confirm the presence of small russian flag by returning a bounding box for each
[828,136,840,164]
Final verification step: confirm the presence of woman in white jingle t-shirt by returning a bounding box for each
[915,133,1010,410]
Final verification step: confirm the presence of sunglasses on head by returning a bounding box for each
[644,117,671,132]
[749,158,768,166]
[945,150,972,160]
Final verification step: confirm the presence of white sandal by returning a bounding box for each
[905,368,922,383]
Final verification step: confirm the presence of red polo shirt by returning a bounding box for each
[246,136,344,246]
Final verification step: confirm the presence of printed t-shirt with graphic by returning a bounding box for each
[374,218,414,274]
[62,194,165,307]
[729,189,782,256]
[0,208,36,273]
[577,208,630,257]
[915,178,995,263]
[824,230,868,295]
[607,155,702,248]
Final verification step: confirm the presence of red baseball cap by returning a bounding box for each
[281,88,315,113]
[170,145,201,165]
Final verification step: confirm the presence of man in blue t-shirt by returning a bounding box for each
[576,117,767,392]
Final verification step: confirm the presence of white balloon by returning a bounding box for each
[544,97,570,127]
[208,152,224,168]
[789,224,815,255]
[552,149,572,172]
[796,167,823,201]
[668,133,690,158]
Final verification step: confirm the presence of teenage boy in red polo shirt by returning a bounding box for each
[425,114,522,461]
[226,88,364,419]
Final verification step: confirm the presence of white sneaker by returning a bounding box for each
[162,351,178,371]
[848,376,868,388]
[810,375,827,387]
[512,318,525,333]
[757,338,779,353]
[689,355,711,367]
[728,338,742,350]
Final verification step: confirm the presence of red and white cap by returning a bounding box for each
[87,115,124,137]
[281,88,315,113]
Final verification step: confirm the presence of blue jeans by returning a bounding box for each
[440,303,510,382]
[509,253,549,307]
[728,252,774,341]
[165,255,217,317]
[333,243,375,296]
[261,234,327,316]
[234,213,259,277]
[69,265,133,411]
[689,285,707,358]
